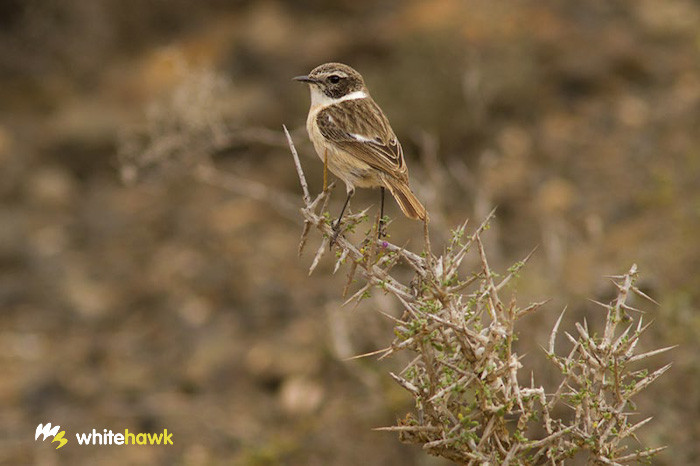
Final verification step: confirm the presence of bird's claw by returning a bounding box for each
[378,220,387,239]
[330,222,342,248]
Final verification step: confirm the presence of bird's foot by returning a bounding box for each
[330,221,342,248]
[377,216,388,240]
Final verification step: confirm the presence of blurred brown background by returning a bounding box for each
[1,0,698,464]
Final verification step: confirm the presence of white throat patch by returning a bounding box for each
[310,88,367,108]
[337,90,368,102]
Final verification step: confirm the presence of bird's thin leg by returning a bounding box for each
[331,188,354,246]
[378,187,387,239]
[323,149,328,192]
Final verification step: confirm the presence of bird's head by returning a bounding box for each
[293,62,366,101]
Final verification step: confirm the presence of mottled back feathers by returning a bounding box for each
[316,98,407,182]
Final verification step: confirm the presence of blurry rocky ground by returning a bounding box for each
[1,0,699,465]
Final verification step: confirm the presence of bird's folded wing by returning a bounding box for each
[316,99,407,177]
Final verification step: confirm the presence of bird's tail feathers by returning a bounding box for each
[385,178,428,221]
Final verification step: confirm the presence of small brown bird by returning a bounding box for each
[293,62,427,240]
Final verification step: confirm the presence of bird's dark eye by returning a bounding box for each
[328,75,341,84]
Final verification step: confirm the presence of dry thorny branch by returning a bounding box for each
[117,69,671,462]
[282,125,671,465]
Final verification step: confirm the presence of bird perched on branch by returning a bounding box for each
[294,62,427,242]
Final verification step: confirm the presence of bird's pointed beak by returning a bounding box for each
[293,75,318,84]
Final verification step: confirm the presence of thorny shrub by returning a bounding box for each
[284,126,671,465]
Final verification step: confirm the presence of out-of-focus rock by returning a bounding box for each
[279,376,324,416]
[24,166,78,207]
[60,262,117,318]
[536,178,576,215]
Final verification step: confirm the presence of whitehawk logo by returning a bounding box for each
[35,423,68,449]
